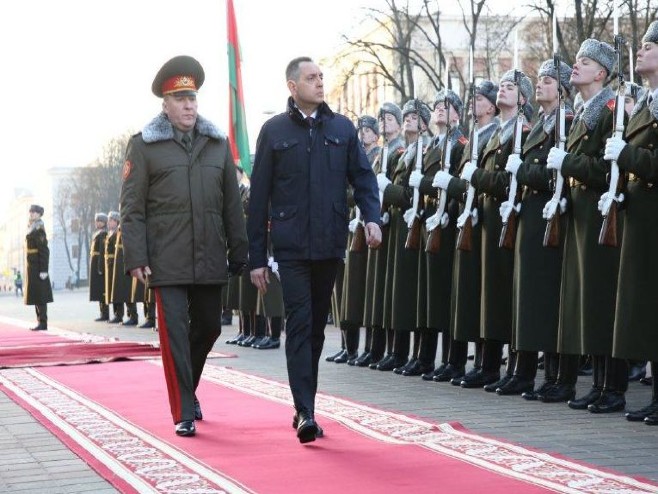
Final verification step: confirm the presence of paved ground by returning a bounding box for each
[0,289,657,492]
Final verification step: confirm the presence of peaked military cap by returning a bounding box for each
[29,204,44,215]
[402,99,431,126]
[379,102,403,125]
[434,88,464,117]
[152,55,205,97]
[538,59,573,95]
[576,39,616,75]
[357,115,379,135]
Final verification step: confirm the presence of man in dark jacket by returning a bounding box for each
[89,212,109,321]
[24,204,53,331]
[120,55,248,438]
[248,56,381,444]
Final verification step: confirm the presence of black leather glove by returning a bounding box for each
[228,261,246,278]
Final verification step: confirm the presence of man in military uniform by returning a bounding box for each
[89,213,109,321]
[500,60,574,396]
[24,204,53,331]
[104,211,124,323]
[363,103,405,369]
[408,88,467,378]
[376,99,431,373]
[112,223,139,326]
[546,39,627,411]
[604,21,658,423]
[432,81,500,384]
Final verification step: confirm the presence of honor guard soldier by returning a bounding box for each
[89,212,109,321]
[104,211,124,323]
[546,39,627,411]
[24,204,53,331]
[112,224,139,326]
[605,21,658,423]
[121,55,248,437]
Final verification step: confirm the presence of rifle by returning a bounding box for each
[425,97,453,254]
[598,17,626,247]
[405,99,424,250]
[498,69,524,249]
[349,205,367,252]
[543,42,568,247]
[456,53,479,252]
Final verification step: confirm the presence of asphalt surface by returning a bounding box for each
[0,289,656,492]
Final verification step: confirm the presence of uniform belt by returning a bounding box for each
[628,173,655,188]
[91,251,100,256]
[483,193,500,202]
[569,177,587,190]
[425,197,438,207]
[106,254,115,259]
[522,185,540,195]
[26,248,38,254]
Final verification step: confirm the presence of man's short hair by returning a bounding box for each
[286,56,314,82]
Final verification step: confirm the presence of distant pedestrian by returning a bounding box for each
[14,271,23,297]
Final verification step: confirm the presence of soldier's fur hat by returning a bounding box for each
[378,102,403,125]
[108,211,120,222]
[433,89,464,117]
[642,21,658,43]
[576,39,616,75]
[475,80,499,114]
[357,115,379,135]
[402,99,431,126]
[500,69,534,104]
[94,213,108,223]
[538,59,573,96]
[29,204,44,216]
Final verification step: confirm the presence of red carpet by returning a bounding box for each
[1,360,656,494]
[0,320,235,368]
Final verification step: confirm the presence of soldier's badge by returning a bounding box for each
[122,160,133,181]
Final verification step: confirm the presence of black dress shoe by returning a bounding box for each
[460,370,500,389]
[175,420,196,437]
[193,396,203,420]
[626,400,658,422]
[538,383,575,403]
[295,411,318,444]
[568,387,602,410]
[485,374,512,393]
[326,349,346,362]
[250,336,268,348]
[225,333,245,345]
[29,324,47,331]
[108,316,123,324]
[347,353,360,366]
[496,377,535,396]
[628,363,647,382]
[94,316,109,322]
[522,381,555,401]
[452,366,479,386]
[238,335,257,347]
[402,360,433,377]
[354,352,372,367]
[121,318,138,326]
[394,358,415,375]
[139,320,155,329]
[422,364,445,381]
[640,376,653,386]
[588,391,626,413]
[374,354,396,371]
[644,411,658,425]
[389,358,410,373]
[334,351,358,364]
[255,337,281,350]
[292,413,323,438]
[433,364,465,383]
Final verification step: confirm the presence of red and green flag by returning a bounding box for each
[227,0,251,175]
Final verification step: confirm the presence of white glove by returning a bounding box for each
[403,207,416,228]
[604,135,626,162]
[432,170,452,190]
[377,173,391,193]
[39,272,48,280]
[547,147,568,171]
[456,207,479,228]
[426,211,449,231]
[505,154,523,176]
[542,197,568,219]
[460,161,477,182]
[499,200,521,223]
[348,217,359,233]
[267,256,280,281]
[409,170,423,188]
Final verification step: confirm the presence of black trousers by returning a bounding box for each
[279,259,339,415]
[35,304,47,325]
[153,285,223,424]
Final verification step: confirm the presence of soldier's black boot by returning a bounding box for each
[588,357,627,413]
[122,303,138,325]
[391,330,411,373]
[336,325,359,364]
[487,347,517,392]
[462,340,501,388]
[539,353,578,403]
[367,326,386,368]
[410,329,437,377]
[568,355,605,409]
[524,351,557,400]
[497,350,536,395]
[627,363,658,421]
[628,360,647,381]
[95,302,109,322]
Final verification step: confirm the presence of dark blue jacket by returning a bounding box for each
[248,98,380,269]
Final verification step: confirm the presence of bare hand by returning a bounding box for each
[364,222,382,249]
[250,267,270,294]
[130,266,152,284]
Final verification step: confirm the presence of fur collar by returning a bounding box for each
[477,118,500,153]
[542,104,575,135]
[498,117,517,146]
[387,135,405,153]
[631,91,658,121]
[142,112,226,143]
[403,135,433,168]
[27,219,45,234]
[575,86,615,131]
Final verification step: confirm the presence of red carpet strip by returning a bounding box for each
[0,361,656,494]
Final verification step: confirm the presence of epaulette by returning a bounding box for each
[458,135,469,145]
[606,99,616,112]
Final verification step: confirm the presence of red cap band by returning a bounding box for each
[161,75,197,95]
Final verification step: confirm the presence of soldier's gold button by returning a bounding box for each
[495,165,500,170]
[533,158,539,163]
[649,143,654,148]
[497,149,502,154]
[580,185,587,190]
[648,183,654,188]
[279,212,285,217]
[653,123,657,128]
[532,190,538,195]
[539,145,543,149]
[584,135,589,140]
